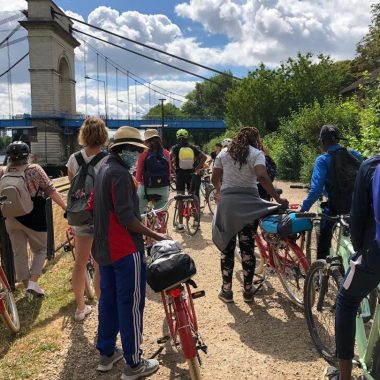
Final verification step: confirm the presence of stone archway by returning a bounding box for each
[58,57,72,115]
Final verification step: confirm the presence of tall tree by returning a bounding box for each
[144,103,184,119]
[181,71,235,119]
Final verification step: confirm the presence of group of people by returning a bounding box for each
[2,115,380,380]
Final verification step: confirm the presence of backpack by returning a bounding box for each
[265,155,277,182]
[67,151,107,226]
[0,165,33,217]
[143,150,170,190]
[261,213,313,237]
[328,148,362,214]
[178,146,195,170]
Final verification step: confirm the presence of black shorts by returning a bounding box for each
[176,171,193,192]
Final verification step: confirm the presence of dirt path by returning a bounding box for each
[12,182,328,380]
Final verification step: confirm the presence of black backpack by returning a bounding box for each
[143,150,170,190]
[67,151,107,226]
[328,148,362,214]
[265,155,277,182]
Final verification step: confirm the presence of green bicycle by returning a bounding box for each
[301,212,379,378]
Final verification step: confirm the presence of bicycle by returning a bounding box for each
[64,227,96,301]
[301,212,378,377]
[0,195,20,333]
[173,193,201,236]
[254,210,311,307]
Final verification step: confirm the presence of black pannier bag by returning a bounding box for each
[146,241,196,293]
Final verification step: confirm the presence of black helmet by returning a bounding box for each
[6,141,30,159]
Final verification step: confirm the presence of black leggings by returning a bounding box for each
[221,224,256,292]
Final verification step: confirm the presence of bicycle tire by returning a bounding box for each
[186,198,201,236]
[187,357,202,380]
[371,336,380,378]
[306,220,320,264]
[206,187,217,215]
[303,260,343,365]
[273,241,309,307]
[84,262,95,301]
[173,201,179,229]
[0,272,20,333]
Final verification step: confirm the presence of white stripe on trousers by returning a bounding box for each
[132,252,142,364]
[343,255,363,290]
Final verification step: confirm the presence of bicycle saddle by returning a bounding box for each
[145,194,162,202]
[174,194,194,201]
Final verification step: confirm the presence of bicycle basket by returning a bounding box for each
[261,213,312,237]
[147,241,196,292]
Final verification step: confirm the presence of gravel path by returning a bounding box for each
[38,182,328,380]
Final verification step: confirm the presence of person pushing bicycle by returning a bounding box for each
[170,129,207,232]
[325,154,380,380]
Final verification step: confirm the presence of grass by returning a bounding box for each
[0,251,76,380]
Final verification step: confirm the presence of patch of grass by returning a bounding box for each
[0,251,75,379]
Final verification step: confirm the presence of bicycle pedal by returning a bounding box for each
[197,344,208,354]
[63,244,71,252]
[157,335,171,344]
[191,290,205,299]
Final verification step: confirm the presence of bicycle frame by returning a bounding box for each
[0,265,11,315]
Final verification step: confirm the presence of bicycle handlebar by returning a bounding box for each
[140,198,176,218]
[294,212,350,224]
[290,185,310,189]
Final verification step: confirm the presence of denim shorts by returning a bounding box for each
[73,224,94,237]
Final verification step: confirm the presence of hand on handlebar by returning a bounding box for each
[155,233,172,241]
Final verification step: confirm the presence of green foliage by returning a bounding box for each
[225,53,347,134]
[144,103,184,119]
[0,136,11,150]
[202,130,238,154]
[181,72,235,119]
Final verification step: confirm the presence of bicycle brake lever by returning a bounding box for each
[186,279,198,288]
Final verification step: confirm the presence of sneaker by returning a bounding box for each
[121,358,159,380]
[174,223,185,232]
[323,366,339,380]
[97,348,124,372]
[74,305,92,322]
[26,281,45,297]
[243,288,254,303]
[218,289,234,303]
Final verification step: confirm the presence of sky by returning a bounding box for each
[0,0,377,118]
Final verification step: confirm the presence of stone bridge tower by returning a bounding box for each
[20,0,80,166]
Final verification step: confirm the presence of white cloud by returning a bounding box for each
[0,0,26,12]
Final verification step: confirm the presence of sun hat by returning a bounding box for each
[110,126,147,150]
[144,129,160,141]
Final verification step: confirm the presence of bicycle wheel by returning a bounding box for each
[84,261,95,301]
[186,198,200,236]
[304,260,343,365]
[273,241,309,307]
[206,187,217,215]
[173,201,179,229]
[0,272,20,333]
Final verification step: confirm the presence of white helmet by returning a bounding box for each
[222,138,232,148]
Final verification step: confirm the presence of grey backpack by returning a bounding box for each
[0,165,33,217]
[67,152,107,226]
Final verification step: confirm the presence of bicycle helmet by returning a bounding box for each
[222,138,232,148]
[176,129,189,139]
[6,141,30,159]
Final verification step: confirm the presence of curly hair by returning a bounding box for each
[78,116,109,147]
[229,127,261,167]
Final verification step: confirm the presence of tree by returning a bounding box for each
[355,4,380,73]
[181,71,235,119]
[144,103,184,119]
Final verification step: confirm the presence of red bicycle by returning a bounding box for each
[173,194,201,236]
[0,196,20,333]
[253,207,310,307]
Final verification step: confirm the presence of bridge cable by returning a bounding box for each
[0,36,27,49]
[84,41,187,100]
[0,52,29,79]
[0,13,23,27]
[0,24,21,48]
[73,28,217,85]
[53,9,240,81]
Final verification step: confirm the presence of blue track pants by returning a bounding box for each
[96,252,146,366]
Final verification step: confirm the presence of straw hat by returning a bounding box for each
[144,129,160,141]
[110,126,147,150]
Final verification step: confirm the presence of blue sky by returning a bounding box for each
[0,0,377,116]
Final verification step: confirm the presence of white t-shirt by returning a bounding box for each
[214,146,266,190]
[66,149,108,176]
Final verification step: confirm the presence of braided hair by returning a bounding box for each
[228,127,261,168]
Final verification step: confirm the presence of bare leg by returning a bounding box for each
[338,359,352,380]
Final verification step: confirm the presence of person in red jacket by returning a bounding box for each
[90,126,170,379]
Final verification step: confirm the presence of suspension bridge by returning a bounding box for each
[0,0,228,166]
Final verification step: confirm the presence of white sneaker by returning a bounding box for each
[174,223,185,232]
[75,305,92,321]
[26,281,45,297]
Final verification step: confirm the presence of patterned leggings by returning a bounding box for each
[221,224,256,292]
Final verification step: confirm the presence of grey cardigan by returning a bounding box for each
[212,187,279,251]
